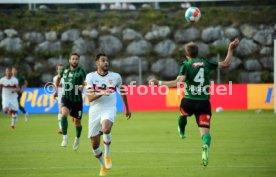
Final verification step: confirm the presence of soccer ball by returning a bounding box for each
[185,7,201,23]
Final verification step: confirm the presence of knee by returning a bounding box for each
[75,119,81,127]
[102,128,111,134]
[3,108,8,114]
[91,139,100,149]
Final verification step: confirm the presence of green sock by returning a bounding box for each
[202,133,211,147]
[61,116,68,135]
[178,115,187,135]
[76,125,82,138]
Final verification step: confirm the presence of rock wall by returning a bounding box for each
[0,23,274,85]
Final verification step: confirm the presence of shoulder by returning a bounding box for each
[86,71,96,79]
[109,71,121,79]
[12,77,18,83]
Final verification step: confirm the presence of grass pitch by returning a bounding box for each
[0,110,276,177]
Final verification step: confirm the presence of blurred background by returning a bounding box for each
[0,0,275,87]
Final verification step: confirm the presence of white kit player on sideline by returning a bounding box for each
[85,53,131,176]
[53,64,64,134]
[0,67,20,129]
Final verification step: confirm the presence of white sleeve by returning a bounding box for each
[85,74,93,90]
[14,78,19,85]
[116,74,122,87]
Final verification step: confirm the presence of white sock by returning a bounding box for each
[103,133,111,157]
[58,113,62,129]
[93,146,105,167]
[63,135,68,141]
[11,116,16,126]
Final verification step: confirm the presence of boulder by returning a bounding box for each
[151,58,179,79]
[253,29,273,45]
[227,57,242,71]
[61,29,80,42]
[212,38,231,48]
[126,40,152,56]
[45,31,58,42]
[244,59,262,71]
[240,24,258,38]
[196,42,210,57]
[1,57,13,65]
[260,57,273,71]
[25,56,35,64]
[145,25,171,40]
[259,47,272,56]
[235,38,258,57]
[0,37,23,52]
[98,35,123,56]
[201,26,222,43]
[72,38,95,55]
[81,29,98,39]
[239,72,261,83]
[36,41,61,53]
[111,56,149,74]
[47,57,67,69]
[24,32,44,43]
[154,39,176,57]
[4,29,18,37]
[174,27,200,43]
[224,27,240,40]
[109,26,122,35]
[122,28,142,41]
[79,55,95,71]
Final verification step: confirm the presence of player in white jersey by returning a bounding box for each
[0,67,20,129]
[85,53,131,176]
[53,64,64,134]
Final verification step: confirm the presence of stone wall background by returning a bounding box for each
[0,8,274,86]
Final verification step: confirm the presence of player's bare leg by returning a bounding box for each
[91,135,107,176]
[57,105,62,134]
[73,118,82,151]
[60,107,69,147]
[4,107,17,129]
[199,127,211,166]
[102,119,113,169]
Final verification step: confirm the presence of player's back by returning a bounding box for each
[181,58,217,100]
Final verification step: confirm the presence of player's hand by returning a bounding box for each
[53,92,58,98]
[125,110,131,120]
[148,79,158,86]
[102,89,114,96]
[229,38,240,50]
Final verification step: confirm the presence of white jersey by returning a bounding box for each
[0,76,18,98]
[53,75,64,104]
[0,76,19,111]
[85,71,122,111]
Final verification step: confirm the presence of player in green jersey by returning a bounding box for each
[149,38,240,166]
[54,52,86,150]
[12,66,29,122]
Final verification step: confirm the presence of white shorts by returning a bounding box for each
[88,108,116,138]
[2,96,18,111]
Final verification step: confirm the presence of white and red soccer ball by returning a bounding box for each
[185,7,201,23]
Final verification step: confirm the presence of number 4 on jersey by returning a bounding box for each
[194,68,204,84]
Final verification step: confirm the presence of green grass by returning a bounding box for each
[0,110,276,177]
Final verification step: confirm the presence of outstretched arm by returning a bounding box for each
[218,38,240,69]
[148,75,185,88]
